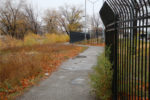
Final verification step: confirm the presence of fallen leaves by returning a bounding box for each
[0,43,84,99]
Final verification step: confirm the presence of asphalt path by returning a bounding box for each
[18,45,104,100]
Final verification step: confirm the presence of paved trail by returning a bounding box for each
[18,45,104,100]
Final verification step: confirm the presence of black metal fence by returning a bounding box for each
[69,30,104,43]
[69,32,90,43]
[100,0,150,100]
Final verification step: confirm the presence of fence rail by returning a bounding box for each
[100,0,150,100]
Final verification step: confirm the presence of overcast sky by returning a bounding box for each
[27,0,104,16]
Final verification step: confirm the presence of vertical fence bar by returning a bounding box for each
[125,2,130,99]
[114,15,118,100]
[131,0,138,99]
[148,1,150,100]
[134,4,138,100]
[123,1,130,99]
[137,1,141,99]
[143,1,148,100]
[120,1,128,99]
[139,1,144,99]
[117,1,128,99]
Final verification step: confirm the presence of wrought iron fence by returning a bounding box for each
[100,0,150,100]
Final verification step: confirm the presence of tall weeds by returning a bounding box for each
[0,52,42,88]
[90,48,113,100]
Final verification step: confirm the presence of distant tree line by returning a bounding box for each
[0,0,103,39]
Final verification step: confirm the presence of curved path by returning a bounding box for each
[18,45,104,100]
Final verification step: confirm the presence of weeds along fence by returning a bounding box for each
[100,0,150,100]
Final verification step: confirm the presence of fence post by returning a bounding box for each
[100,2,117,99]
[105,16,118,100]
[112,15,118,100]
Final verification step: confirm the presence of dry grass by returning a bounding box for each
[0,43,85,99]
[0,33,70,49]
[0,33,82,99]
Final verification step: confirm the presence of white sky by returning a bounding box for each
[27,0,104,16]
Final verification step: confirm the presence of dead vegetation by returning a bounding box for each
[0,43,85,99]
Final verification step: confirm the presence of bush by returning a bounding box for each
[43,33,70,44]
[90,48,113,100]
[23,33,70,46]
[24,33,42,46]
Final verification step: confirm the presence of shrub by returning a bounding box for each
[23,33,69,45]
[24,33,42,46]
[43,33,69,44]
[90,48,113,100]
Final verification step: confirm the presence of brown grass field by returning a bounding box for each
[0,34,87,99]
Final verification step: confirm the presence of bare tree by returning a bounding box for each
[89,14,104,42]
[43,9,60,33]
[0,1,84,39]
[91,15,102,30]
[24,5,40,34]
[58,5,83,35]
[0,0,26,38]
[91,14,103,35]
